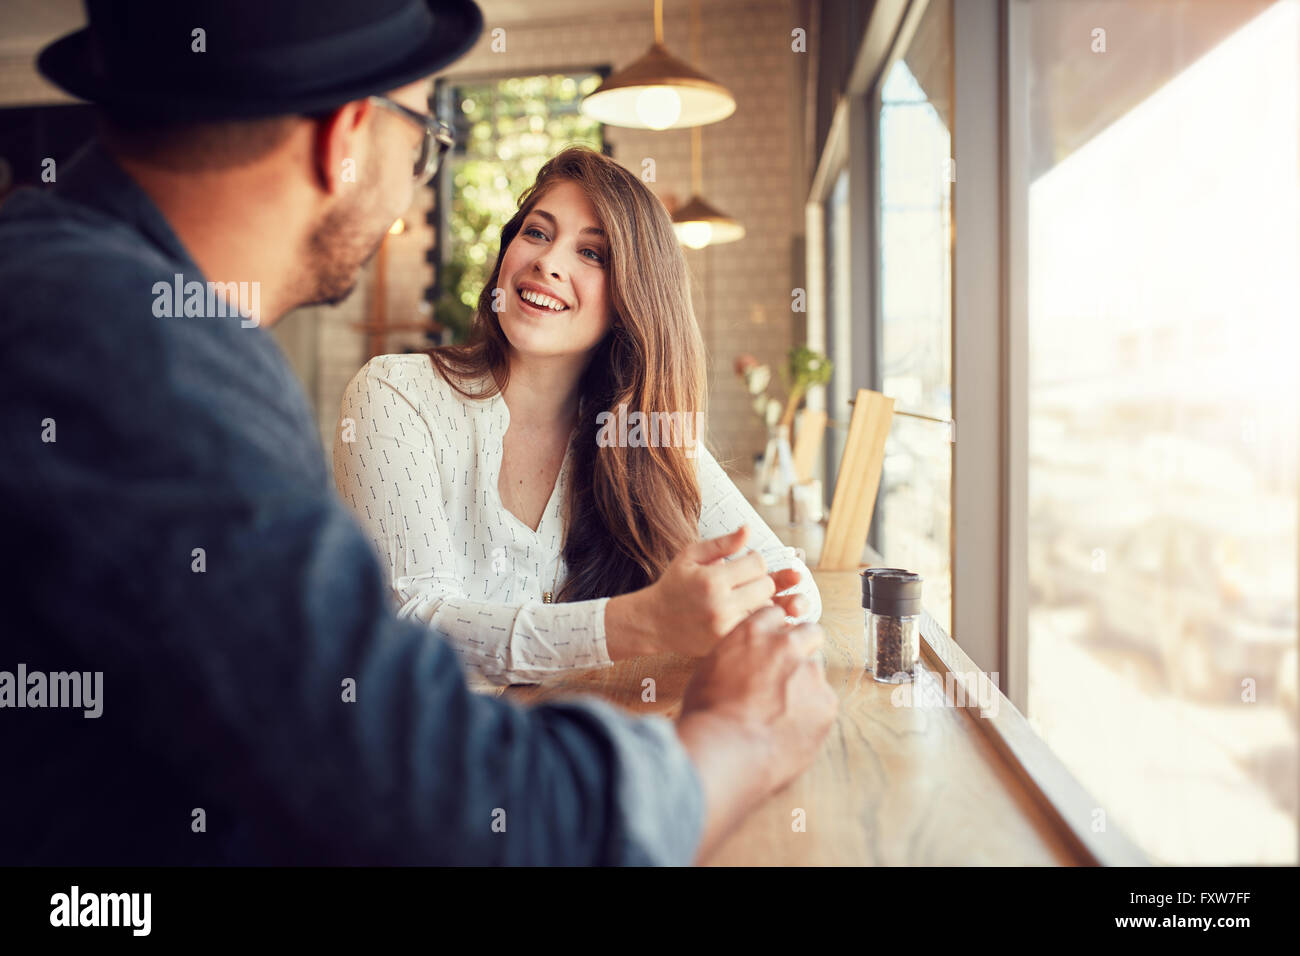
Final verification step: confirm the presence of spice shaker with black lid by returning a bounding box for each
[868,571,923,683]
[860,567,906,674]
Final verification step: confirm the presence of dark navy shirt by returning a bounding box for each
[0,141,703,865]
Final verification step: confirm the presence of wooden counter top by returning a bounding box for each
[501,568,1149,866]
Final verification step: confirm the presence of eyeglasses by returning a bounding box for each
[367,95,455,185]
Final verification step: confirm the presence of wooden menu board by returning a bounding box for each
[817,389,894,570]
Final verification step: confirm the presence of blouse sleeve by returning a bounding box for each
[332,358,614,686]
[694,444,823,625]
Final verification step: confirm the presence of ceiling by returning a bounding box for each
[477,0,658,24]
[0,0,82,53]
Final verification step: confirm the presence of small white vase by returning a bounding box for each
[758,422,796,505]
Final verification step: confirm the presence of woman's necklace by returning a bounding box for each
[504,477,561,602]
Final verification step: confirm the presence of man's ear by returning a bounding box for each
[312,99,372,195]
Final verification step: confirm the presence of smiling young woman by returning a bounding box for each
[333,145,820,686]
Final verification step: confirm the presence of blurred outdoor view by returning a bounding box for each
[1023,0,1298,863]
[433,72,604,343]
[877,0,954,636]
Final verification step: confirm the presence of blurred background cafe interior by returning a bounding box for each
[1,0,1295,865]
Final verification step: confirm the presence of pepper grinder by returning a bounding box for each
[860,567,906,675]
[868,571,923,683]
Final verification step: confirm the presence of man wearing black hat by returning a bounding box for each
[0,0,837,865]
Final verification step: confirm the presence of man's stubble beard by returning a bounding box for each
[301,171,396,309]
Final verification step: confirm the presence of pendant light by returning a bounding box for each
[672,126,746,248]
[671,1,744,248]
[579,0,736,130]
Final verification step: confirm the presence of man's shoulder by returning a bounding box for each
[0,187,183,328]
[0,186,176,271]
[0,187,309,450]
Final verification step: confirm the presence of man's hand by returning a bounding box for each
[675,603,839,861]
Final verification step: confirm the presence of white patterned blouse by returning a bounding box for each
[332,353,822,686]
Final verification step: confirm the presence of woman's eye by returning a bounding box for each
[524,225,603,264]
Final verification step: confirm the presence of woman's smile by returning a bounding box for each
[515,282,571,315]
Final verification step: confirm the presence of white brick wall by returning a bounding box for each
[277,0,808,475]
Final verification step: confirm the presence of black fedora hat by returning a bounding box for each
[37,0,483,120]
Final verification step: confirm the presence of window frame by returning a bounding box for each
[807,100,869,504]
[1001,0,1029,712]
[806,6,887,542]
[873,0,956,637]
[951,0,1014,703]
[807,0,1012,698]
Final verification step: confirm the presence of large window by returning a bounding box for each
[1017,0,1298,863]
[876,0,954,634]
[432,72,605,343]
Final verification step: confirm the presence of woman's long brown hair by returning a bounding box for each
[425,145,707,601]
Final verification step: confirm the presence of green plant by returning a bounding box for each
[780,346,833,427]
[432,259,475,343]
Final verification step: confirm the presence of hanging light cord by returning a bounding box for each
[690,0,702,193]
